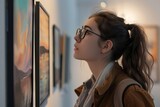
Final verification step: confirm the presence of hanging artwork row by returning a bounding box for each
[6,0,69,107]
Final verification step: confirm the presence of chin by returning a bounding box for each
[73,54,79,59]
[73,54,82,60]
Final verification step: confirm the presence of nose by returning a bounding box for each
[74,34,81,43]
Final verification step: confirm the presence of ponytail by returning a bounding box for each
[89,11,153,91]
[122,24,154,91]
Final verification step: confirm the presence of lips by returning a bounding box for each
[74,44,79,51]
[74,47,78,51]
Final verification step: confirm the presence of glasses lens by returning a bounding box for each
[81,28,88,39]
[76,28,84,39]
[81,29,85,38]
[76,28,80,35]
[76,28,88,40]
[76,28,81,37]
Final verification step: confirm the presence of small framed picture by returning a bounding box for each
[52,25,61,88]
[59,33,67,89]
[35,1,50,106]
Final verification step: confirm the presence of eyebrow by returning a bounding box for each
[83,25,92,30]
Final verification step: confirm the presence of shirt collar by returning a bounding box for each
[75,62,122,96]
[95,62,122,95]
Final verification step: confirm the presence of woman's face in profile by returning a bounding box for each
[74,17,103,62]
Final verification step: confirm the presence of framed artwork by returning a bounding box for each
[35,2,50,106]
[143,26,159,82]
[52,25,61,88]
[60,34,67,89]
[6,0,34,107]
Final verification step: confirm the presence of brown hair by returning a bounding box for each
[89,11,153,91]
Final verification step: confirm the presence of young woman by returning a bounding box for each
[73,11,155,107]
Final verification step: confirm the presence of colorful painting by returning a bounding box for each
[7,0,33,106]
[13,0,33,107]
[143,26,159,82]
[35,2,50,106]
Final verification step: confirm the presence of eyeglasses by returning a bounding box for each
[76,27,105,40]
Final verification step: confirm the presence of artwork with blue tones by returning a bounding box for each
[6,0,33,107]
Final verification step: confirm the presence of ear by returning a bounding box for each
[101,40,113,54]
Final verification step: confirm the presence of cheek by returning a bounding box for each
[80,41,101,60]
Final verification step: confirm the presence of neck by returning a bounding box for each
[87,58,111,79]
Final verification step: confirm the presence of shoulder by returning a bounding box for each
[124,85,155,107]
[74,85,83,96]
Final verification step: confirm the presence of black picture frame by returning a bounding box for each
[52,25,61,88]
[6,0,34,107]
[35,1,50,106]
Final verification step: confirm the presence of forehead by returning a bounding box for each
[84,17,98,30]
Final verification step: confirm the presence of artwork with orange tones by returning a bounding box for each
[59,34,68,89]
[143,26,159,82]
[35,2,50,106]
[6,0,33,107]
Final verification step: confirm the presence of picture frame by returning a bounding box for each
[60,33,67,89]
[52,25,61,88]
[6,0,34,107]
[35,1,50,106]
[143,26,159,82]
